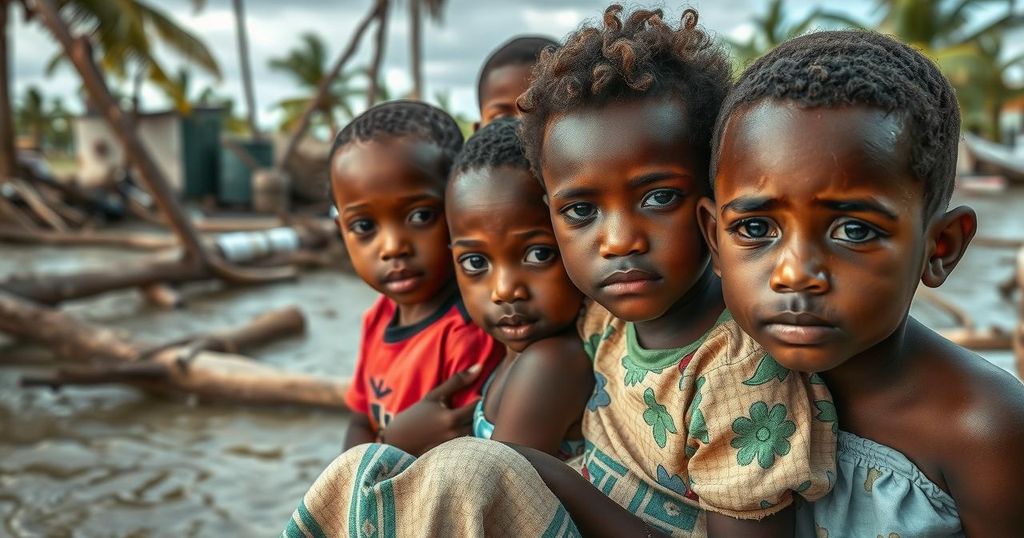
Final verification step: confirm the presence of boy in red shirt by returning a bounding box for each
[331,101,503,452]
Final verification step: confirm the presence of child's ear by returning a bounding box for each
[696,197,722,277]
[921,205,977,288]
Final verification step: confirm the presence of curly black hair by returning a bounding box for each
[517,5,732,183]
[330,100,464,171]
[477,35,558,108]
[711,30,960,214]
[451,118,531,178]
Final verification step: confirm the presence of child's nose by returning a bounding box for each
[598,214,648,258]
[379,228,412,260]
[491,269,529,304]
[769,238,830,294]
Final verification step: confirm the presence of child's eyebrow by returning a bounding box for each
[721,196,777,214]
[511,229,555,241]
[816,198,899,221]
[450,238,486,249]
[550,186,599,201]
[628,171,691,189]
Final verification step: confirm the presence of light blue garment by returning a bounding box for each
[472,371,585,460]
[797,430,963,537]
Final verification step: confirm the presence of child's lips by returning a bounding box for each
[762,312,840,346]
[494,314,537,341]
[381,269,424,294]
[598,269,661,295]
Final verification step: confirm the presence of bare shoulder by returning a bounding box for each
[920,327,1024,531]
[514,331,593,383]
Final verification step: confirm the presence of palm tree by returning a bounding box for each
[15,86,47,150]
[269,33,367,135]
[44,0,221,111]
[231,0,259,137]
[726,0,822,72]
[818,0,1024,139]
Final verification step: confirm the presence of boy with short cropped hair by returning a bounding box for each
[331,101,503,451]
[475,35,557,130]
[698,30,1024,535]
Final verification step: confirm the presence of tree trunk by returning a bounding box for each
[367,1,389,107]
[34,0,294,285]
[0,0,17,180]
[409,0,423,100]
[232,0,260,138]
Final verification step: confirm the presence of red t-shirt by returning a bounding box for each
[345,293,503,432]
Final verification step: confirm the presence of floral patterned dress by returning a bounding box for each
[579,303,838,536]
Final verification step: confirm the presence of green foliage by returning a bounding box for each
[14,86,72,154]
[46,0,221,112]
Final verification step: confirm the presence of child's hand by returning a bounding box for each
[379,365,482,456]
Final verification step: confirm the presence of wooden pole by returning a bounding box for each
[0,0,16,181]
[279,0,382,169]
[408,0,423,100]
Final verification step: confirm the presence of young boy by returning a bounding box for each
[331,101,503,452]
[512,6,836,536]
[475,35,556,130]
[698,31,1024,535]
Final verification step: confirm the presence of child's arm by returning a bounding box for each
[343,414,377,450]
[510,444,670,538]
[490,335,593,456]
[376,365,483,456]
[706,510,793,537]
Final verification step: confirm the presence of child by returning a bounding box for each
[331,100,503,452]
[698,31,1024,536]
[475,35,557,130]
[447,118,592,458]
[510,6,836,536]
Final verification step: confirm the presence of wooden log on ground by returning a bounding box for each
[140,283,184,309]
[916,287,974,330]
[0,225,177,250]
[3,293,348,408]
[9,178,68,231]
[0,288,143,361]
[21,350,349,408]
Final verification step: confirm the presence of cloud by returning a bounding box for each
[9,0,878,131]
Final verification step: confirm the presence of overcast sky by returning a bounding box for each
[8,0,1015,131]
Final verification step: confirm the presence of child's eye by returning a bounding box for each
[640,189,681,208]
[524,246,557,265]
[408,208,436,226]
[349,219,375,236]
[831,219,881,243]
[731,217,777,240]
[560,202,596,225]
[458,254,490,275]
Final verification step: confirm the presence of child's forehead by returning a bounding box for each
[716,101,921,204]
[332,137,447,188]
[448,166,544,215]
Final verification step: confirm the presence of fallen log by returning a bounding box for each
[2,292,349,408]
[0,225,177,250]
[21,350,350,408]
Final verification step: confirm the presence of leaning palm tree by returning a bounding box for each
[15,86,48,150]
[269,33,367,135]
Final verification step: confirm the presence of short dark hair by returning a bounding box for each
[330,100,464,170]
[451,118,531,178]
[711,30,960,214]
[477,35,558,108]
[517,5,731,183]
